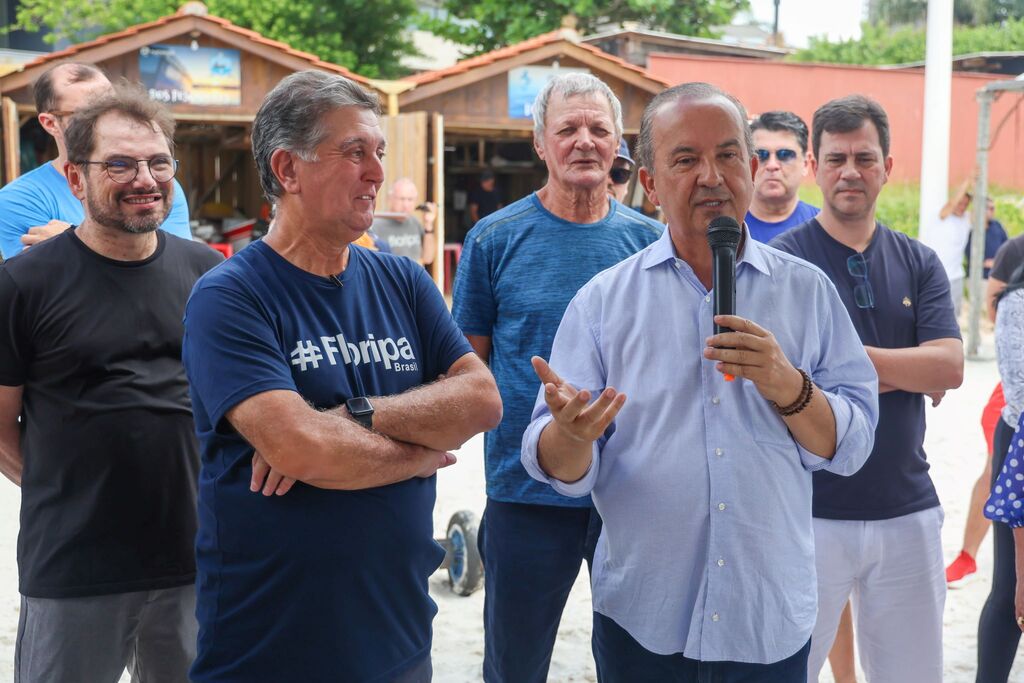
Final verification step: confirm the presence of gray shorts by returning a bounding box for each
[15,584,196,683]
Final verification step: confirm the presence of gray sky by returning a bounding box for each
[744,0,865,48]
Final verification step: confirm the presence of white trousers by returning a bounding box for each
[808,506,945,683]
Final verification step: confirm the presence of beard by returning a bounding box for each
[86,185,172,234]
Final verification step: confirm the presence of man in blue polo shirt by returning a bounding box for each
[182,70,502,682]
[0,62,191,260]
[772,95,964,683]
[745,111,818,243]
[452,73,663,683]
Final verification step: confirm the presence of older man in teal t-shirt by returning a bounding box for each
[452,73,662,683]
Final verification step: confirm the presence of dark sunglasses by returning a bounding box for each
[754,148,799,164]
[847,253,875,309]
[609,168,632,185]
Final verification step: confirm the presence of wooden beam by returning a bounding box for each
[2,97,20,183]
[401,43,566,106]
[431,113,445,291]
[562,44,668,94]
[0,15,379,99]
[0,17,207,94]
[170,112,255,123]
[196,151,245,207]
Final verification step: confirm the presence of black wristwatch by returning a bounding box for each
[346,396,374,429]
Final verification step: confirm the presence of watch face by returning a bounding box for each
[348,396,373,415]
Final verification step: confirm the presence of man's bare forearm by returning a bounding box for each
[781,386,838,458]
[0,386,24,486]
[421,232,437,266]
[0,424,22,486]
[229,390,450,490]
[366,358,501,451]
[296,422,443,490]
[537,421,594,483]
[864,342,963,394]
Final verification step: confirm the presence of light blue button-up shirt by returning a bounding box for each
[521,228,878,664]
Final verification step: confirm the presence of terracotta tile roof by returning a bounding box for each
[405,28,670,87]
[18,10,370,85]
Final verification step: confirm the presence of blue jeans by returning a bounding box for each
[479,498,602,683]
[593,611,810,683]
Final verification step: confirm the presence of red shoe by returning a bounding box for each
[946,550,977,587]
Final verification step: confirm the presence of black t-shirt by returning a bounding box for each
[772,220,961,520]
[468,186,502,219]
[991,234,1024,282]
[0,230,222,598]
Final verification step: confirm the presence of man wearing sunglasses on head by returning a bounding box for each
[606,139,635,204]
[0,62,192,260]
[745,111,818,243]
[772,95,963,683]
[0,86,221,682]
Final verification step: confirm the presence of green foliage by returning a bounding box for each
[6,0,419,78]
[869,0,1024,26]
[420,0,748,54]
[797,182,1024,238]
[793,16,1024,66]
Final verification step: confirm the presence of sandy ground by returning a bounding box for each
[0,345,1021,681]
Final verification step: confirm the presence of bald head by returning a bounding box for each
[34,63,110,114]
[388,177,420,213]
[636,83,752,175]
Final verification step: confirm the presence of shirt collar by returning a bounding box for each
[642,223,772,278]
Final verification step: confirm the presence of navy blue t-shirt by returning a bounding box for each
[772,219,960,520]
[182,240,472,682]
[745,200,818,243]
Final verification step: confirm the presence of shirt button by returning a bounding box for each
[705,295,711,303]
[712,397,720,405]
[718,558,726,567]
[673,260,681,269]
[712,613,720,622]
[714,448,723,457]
[718,503,726,511]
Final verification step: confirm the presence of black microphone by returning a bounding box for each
[706,216,742,336]
[329,274,343,287]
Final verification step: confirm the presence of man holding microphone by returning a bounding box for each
[520,82,879,680]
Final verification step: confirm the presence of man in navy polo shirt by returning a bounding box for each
[182,70,502,683]
[772,95,964,683]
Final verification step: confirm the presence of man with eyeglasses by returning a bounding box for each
[0,62,191,260]
[0,86,221,681]
[745,111,818,243]
[606,139,635,204]
[772,95,963,683]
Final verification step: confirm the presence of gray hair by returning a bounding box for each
[635,82,753,175]
[532,72,623,140]
[252,70,382,202]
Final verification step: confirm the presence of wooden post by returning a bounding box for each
[431,113,445,291]
[2,97,20,184]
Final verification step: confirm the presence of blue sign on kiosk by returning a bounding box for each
[507,66,589,119]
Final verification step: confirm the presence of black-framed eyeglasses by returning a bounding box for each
[609,167,632,185]
[75,156,178,184]
[754,148,799,164]
[847,252,875,309]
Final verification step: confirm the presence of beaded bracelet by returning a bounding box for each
[771,369,813,417]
